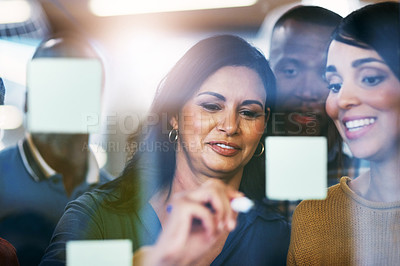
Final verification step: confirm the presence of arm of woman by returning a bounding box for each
[134,179,242,266]
[39,192,105,266]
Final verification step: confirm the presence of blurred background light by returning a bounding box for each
[89,0,258,16]
[0,105,23,130]
[0,0,50,39]
[301,0,362,16]
[0,0,31,24]
[0,39,38,85]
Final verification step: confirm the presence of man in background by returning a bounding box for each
[267,6,365,219]
[0,33,112,266]
[269,5,340,138]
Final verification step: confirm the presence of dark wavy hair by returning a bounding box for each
[331,1,400,80]
[103,34,276,211]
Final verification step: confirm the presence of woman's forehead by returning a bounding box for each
[196,66,266,98]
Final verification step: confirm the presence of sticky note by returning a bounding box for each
[265,136,327,200]
[27,58,102,133]
[67,239,132,266]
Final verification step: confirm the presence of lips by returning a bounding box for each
[291,113,317,125]
[342,116,377,140]
[207,141,241,156]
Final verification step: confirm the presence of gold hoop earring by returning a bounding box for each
[168,129,178,143]
[265,107,271,123]
[253,142,264,157]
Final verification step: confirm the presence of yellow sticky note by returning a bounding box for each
[27,58,102,133]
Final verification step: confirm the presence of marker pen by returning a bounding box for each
[230,197,254,213]
[166,196,254,214]
[201,197,254,213]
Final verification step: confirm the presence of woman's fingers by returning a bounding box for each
[180,179,240,231]
[168,196,218,239]
[153,180,245,265]
[154,196,221,265]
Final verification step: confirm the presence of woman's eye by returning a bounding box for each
[362,75,385,86]
[239,110,260,119]
[327,83,342,93]
[201,103,221,112]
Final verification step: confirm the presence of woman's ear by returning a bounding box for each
[169,114,179,130]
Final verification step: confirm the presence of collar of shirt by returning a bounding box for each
[18,134,100,184]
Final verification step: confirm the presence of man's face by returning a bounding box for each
[269,19,335,136]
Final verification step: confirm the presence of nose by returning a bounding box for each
[337,82,361,109]
[295,71,325,101]
[217,109,240,136]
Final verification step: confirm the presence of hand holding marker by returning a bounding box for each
[230,197,254,213]
[167,196,254,214]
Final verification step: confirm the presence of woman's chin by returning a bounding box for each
[347,143,379,161]
[203,157,243,176]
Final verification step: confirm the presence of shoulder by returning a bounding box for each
[0,144,27,182]
[288,177,356,264]
[255,201,289,223]
[250,201,291,237]
[73,188,118,204]
[58,188,126,235]
[291,177,351,232]
[66,188,118,216]
[99,169,114,182]
[294,179,346,215]
[0,144,19,161]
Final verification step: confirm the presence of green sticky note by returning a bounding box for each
[266,136,327,200]
[67,240,132,266]
[27,58,102,133]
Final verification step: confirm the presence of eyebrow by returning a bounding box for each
[197,91,226,101]
[242,100,264,109]
[276,58,300,66]
[197,91,264,108]
[326,57,386,74]
[352,57,386,68]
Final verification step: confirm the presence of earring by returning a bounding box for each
[253,142,264,157]
[168,129,178,143]
[265,107,271,123]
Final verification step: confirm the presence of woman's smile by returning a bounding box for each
[207,141,241,157]
[341,116,377,140]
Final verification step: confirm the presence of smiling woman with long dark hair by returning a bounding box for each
[288,2,400,264]
[40,34,290,266]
